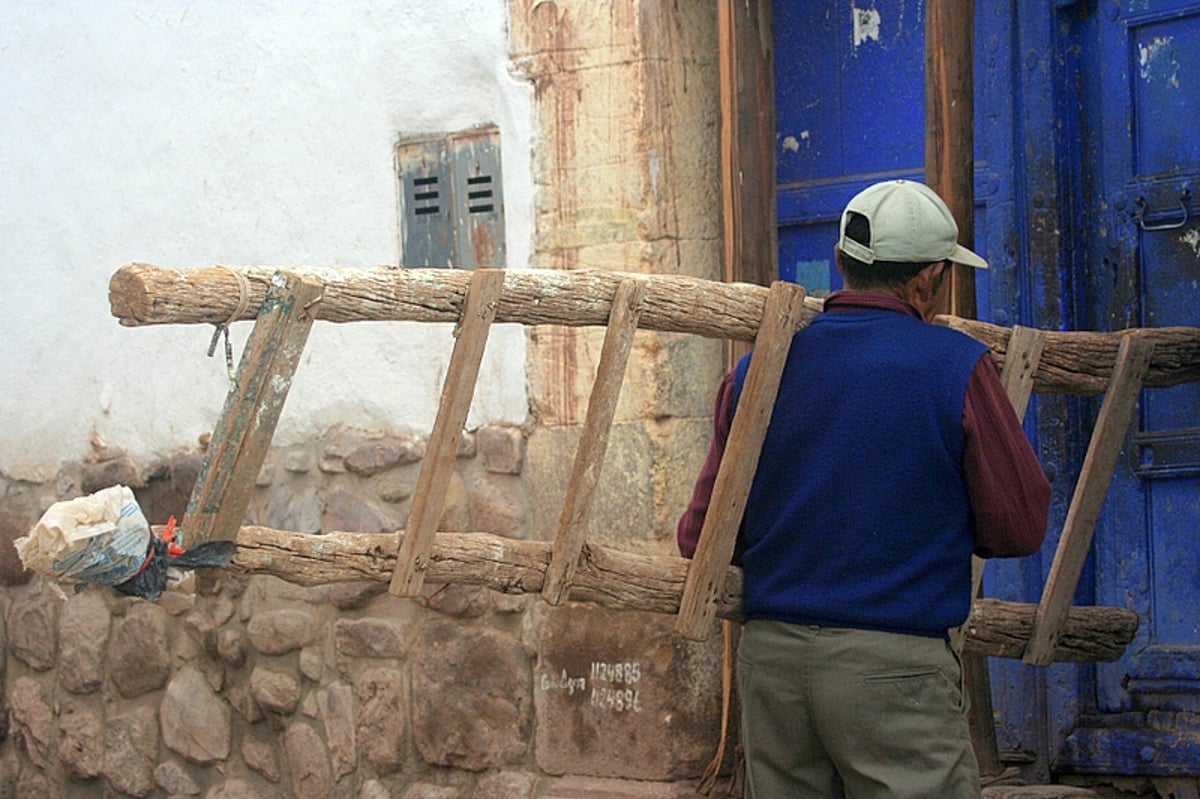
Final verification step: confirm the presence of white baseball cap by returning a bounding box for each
[838,180,989,269]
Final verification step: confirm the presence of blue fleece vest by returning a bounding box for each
[732,307,989,637]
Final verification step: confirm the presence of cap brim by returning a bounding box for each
[948,244,988,269]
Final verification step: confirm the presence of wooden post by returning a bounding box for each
[1000,326,1049,422]
[925,0,977,319]
[389,269,506,597]
[719,0,776,289]
[541,279,648,604]
[954,325,1048,647]
[675,281,807,640]
[182,271,323,546]
[925,0,995,770]
[1024,332,1156,665]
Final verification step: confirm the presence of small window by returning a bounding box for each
[396,125,505,269]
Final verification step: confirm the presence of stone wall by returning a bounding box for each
[0,425,728,799]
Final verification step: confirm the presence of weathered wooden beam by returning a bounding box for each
[939,315,1199,394]
[226,524,1138,663]
[1024,332,1156,665]
[109,263,775,342]
[183,272,323,546]
[675,280,808,640]
[999,325,1048,422]
[955,324,1049,624]
[390,269,505,597]
[110,264,1200,393]
[542,279,648,605]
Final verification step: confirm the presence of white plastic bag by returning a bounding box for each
[15,485,151,587]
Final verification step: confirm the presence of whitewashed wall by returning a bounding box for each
[0,0,534,482]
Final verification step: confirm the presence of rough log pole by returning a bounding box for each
[109,263,776,342]
[925,0,976,319]
[225,524,1138,664]
[110,264,1200,391]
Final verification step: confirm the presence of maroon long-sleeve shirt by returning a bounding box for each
[677,292,1051,561]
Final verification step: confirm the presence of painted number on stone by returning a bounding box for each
[538,661,645,713]
[589,686,642,713]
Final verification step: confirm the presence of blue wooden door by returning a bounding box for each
[1055,0,1200,776]
[773,0,1200,779]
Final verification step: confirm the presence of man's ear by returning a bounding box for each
[917,260,947,295]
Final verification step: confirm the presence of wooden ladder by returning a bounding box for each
[110,263,1199,658]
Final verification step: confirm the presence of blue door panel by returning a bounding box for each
[1088,0,1200,739]
[1130,12,1200,176]
[774,5,924,186]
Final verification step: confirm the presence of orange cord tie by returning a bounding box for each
[162,516,186,558]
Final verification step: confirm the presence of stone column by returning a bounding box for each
[509,3,730,785]
[510,0,726,557]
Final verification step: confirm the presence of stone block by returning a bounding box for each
[227,680,264,725]
[322,486,396,534]
[265,484,323,533]
[102,706,158,796]
[81,454,141,493]
[475,770,538,799]
[422,584,493,619]
[317,682,357,780]
[334,617,414,658]
[378,476,414,503]
[0,509,32,586]
[478,425,526,475]
[533,604,723,781]
[355,666,407,776]
[622,333,725,423]
[527,328,722,430]
[250,664,302,716]
[7,588,59,670]
[15,764,51,798]
[344,437,425,477]
[412,620,533,770]
[154,761,201,796]
[162,665,231,764]
[206,778,276,799]
[109,602,171,698]
[468,473,527,537]
[330,580,389,611]
[246,608,318,655]
[58,697,104,780]
[284,721,332,799]
[58,590,111,694]
[360,779,390,799]
[217,627,247,667]
[242,724,281,782]
[540,776,706,799]
[400,785,459,799]
[525,423,656,553]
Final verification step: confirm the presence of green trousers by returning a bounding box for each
[737,620,981,799]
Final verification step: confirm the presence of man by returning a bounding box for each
[678,180,1051,798]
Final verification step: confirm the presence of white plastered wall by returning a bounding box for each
[0,0,534,482]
